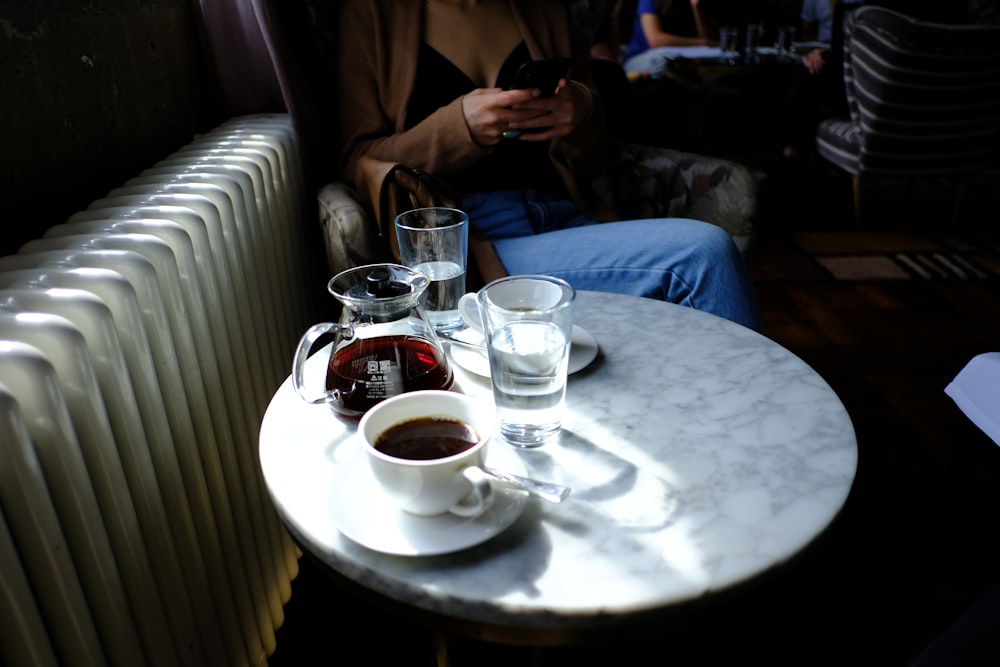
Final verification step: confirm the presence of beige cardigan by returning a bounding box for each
[335,0,617,221]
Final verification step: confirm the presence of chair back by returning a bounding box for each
[830,2,864,60]
[841,5,1000,176]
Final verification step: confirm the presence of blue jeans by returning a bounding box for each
[623,49,670,78]
[463,189,763,332]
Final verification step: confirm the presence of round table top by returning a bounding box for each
[259,291,857,640]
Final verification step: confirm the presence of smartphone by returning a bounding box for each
[509,58,572,97]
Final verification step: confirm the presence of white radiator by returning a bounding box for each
[0,114,314,666]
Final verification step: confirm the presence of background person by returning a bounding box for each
[778,0,850,159]
[622,0,719,75]
[801,0,837,42]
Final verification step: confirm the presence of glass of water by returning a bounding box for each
[477,275,575,447]
[775,25,798,60]
[719,26,740,64]
[744,22,765,63]
[394,207,469,332]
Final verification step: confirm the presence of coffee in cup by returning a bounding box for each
[373,416,479,460]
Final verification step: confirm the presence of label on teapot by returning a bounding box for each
[326,335,454,417]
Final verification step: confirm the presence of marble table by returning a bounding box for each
[258,291,857,643]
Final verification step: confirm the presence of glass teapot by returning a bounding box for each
[292,263,454,418]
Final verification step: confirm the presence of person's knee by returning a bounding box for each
[669,218,740,257]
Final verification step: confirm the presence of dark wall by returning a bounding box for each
[713,0,802,25]
[0,0,223,257]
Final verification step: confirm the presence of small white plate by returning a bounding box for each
[329,440,529,556]
[449,325,599,379]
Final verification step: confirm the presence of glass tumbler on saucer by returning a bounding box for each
[477,275,575,448]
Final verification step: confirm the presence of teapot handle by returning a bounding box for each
[292,322,352,405]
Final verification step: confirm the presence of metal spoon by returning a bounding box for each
[439,329,486,352]
[483,466,570,504]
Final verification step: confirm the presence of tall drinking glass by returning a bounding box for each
[719,26,740,64]
[745,22,764,63]
[477,275,575,447]
[394,207,468,332]
[775,25,798,60]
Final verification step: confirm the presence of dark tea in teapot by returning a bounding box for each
[326,335,454,417]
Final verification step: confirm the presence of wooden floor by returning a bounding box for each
[267,159,1000,666]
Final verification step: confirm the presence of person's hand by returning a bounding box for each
[802,48,826,75]
[506,79,589,142]
[462,87,549,147]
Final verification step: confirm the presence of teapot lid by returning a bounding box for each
[328,263,428,315]
[345,266,410,300]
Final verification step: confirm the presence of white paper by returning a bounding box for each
[945,352,1000,446]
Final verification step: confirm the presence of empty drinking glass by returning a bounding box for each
[775,25,798,60]
[719,26,740,64]
[745,23,764,63]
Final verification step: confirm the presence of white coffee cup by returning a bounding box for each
[457,279,569,334]
[358,390,496,516]
[458,291,486,333]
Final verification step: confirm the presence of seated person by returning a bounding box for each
[778,0,852,159]
[335,0,762,332]
[801,0,836,42]
[589,0,626,63]
[623,0,719,75]
[586,0,633,129]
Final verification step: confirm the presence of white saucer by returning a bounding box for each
[449,325,599,379]
[329,440,530,556]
